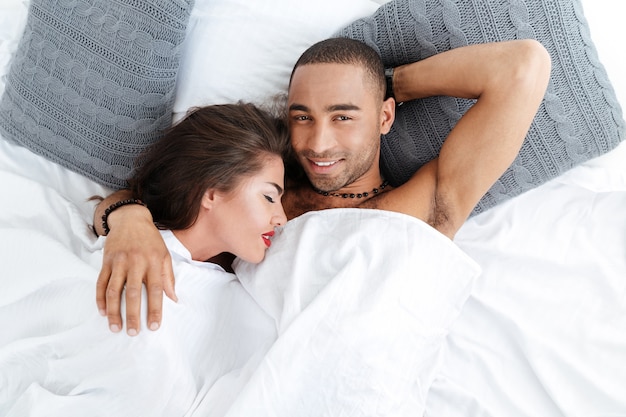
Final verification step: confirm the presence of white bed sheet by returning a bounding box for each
[437,142,626,416]
[1,0,626,416]
[0,217,277,417]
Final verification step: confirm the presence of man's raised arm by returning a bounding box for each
[94,189,176,336]
[370,40,551,238]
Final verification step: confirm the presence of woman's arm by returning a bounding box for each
[94,189,176,336]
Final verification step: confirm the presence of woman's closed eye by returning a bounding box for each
[264,195,276,203]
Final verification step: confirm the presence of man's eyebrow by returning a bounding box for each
[267,182,284,195]
[326,104,361,112]
[288,103,361,112]
[288,103,309,112]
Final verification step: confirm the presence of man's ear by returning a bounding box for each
[380,97,396,135]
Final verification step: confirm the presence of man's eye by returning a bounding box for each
[264,195,275,203]
[294,115,310,121]
[336,115,351,121]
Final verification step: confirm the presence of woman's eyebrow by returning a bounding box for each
[267,182,284,195]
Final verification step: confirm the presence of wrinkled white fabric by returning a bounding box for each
[0,209,276,417]
[231,209,480,416]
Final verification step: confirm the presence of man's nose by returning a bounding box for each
[307,121,334,154]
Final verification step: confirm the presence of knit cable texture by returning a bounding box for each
[337,0,625,215]
[0,0,194,188]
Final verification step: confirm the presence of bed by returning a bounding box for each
[0,0,625,416]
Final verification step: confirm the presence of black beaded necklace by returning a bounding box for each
[315,180,388,199]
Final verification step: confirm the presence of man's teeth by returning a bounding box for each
[314,161,336,167]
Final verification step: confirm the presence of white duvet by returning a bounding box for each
[0,134,480,416]
[3,128,625,416]
[230,209,480,416]
[0,200,277,416]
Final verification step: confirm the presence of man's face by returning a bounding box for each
[287,63,391,192]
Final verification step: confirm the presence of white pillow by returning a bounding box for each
[0,0,29,92]
[173,0,381,118]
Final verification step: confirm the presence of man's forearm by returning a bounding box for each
[392,41,526,103]
[391,55,451,103]
[93,189,150,236]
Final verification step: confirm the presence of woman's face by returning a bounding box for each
[211,155,287,264]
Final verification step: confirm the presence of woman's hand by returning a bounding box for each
[95,198,176,336]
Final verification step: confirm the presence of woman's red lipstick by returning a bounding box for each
[262,230,275,248]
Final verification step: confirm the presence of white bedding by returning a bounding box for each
[0,150,479,416]
[0,222,277,416]
[230,209,479,416]
[1,0,626,416]
[441,147,626,416]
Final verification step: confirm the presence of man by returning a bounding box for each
[94,38,551,335]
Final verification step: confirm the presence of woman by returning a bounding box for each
[0,103,289,416]
[97,102,289,334]
[128,102,288,265]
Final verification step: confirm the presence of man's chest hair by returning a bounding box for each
[283,186,368,220]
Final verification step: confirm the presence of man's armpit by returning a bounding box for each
[428,192,456,239]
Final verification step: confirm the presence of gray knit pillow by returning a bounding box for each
[0,0,194,189]
[336,0,625,215]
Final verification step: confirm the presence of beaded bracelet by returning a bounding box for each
[101,198,146,236]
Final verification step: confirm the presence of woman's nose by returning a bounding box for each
[273,203,288,227]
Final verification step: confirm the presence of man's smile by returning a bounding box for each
[312,160,338,167]
[306,158,343,174]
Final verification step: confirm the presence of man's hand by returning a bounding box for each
[95,194,176,336]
